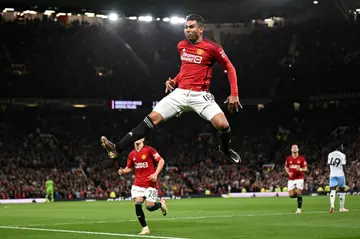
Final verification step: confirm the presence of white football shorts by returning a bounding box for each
[287,179,304,191]
[131,185,158,202]
[153,88,223,121]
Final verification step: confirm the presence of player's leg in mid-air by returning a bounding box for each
[101,89,187,157]
[287,179,303,213]
[132,186,168,235]
[190,91,241,163]
[144,187,168,216]
[329,176,348,213]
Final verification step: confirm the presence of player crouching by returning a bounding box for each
[285,144,308,214]
[117,138,168,235]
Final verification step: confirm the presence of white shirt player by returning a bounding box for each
[328,150,346,177]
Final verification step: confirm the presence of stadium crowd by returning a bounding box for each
[0,103,360,200]
[1,14,360,199]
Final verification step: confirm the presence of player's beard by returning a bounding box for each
[187,33,198,43]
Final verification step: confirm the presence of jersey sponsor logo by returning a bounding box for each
[289,165,299,169]
[141,154,147,160]
[181,52,203,64]
[135,162,148,169]
[197,49,204,55]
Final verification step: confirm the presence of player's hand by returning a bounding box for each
[148,173,158,182]
[118,168,125,175]
[224,95,243,114]
[165,78,176,93]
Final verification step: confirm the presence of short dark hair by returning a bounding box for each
[185,14,204,27]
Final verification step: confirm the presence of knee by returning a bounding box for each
[289,191,297,198]
[145,202,155,211]
[148,111,164,126]
[211,113,229,130]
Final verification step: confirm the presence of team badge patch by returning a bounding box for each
[141,154,147,160]
[197,49,204,55]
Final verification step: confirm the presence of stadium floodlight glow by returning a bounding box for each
[44,10,55,15]
[96,14,108,19]
[138,16,152,22]
[313,0,318,4]
[56,12,66,17]
[73,104,86,108]
[156,18,160,21]
[128,16,137,20]
[85,12,95,17]
[67,13,72,16]
[163,17,170,22]
[109,13,118,21]
[3,8,15,12]
[23,10,37,15]
[170,17,185,24]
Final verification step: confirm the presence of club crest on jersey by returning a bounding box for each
[197,49,204,55]
[141,154,147,160]
[290,161,292,164]
[297,160,300,164]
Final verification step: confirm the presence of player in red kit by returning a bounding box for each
[101,14,242,163]
[115,138,168,235]
[284,144,308,214]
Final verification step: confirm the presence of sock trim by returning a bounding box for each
[219,127,231,134]
[144,116,155,129]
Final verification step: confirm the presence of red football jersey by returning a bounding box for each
[285,155,307,180]
[126,145,163,188]
[174,39,238,96]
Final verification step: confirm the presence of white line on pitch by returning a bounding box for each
[0,226,191,239]
[12,210,359,228]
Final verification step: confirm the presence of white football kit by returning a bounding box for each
[328,150,346,187]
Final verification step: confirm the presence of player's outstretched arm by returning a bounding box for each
[213,45,242,114]
[118,167,132,175]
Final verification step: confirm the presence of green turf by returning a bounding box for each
[0,196,359,239]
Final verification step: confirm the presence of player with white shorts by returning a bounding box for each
[101,14,242,164]
[285,145,308,214]
[117,138,168,235]
[328,145,349,213]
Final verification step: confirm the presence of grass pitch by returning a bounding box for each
[0,196,359,239]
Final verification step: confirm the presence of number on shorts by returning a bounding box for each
[330,157,341,167]
[203,93,214,102]
[147,190,157,198]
